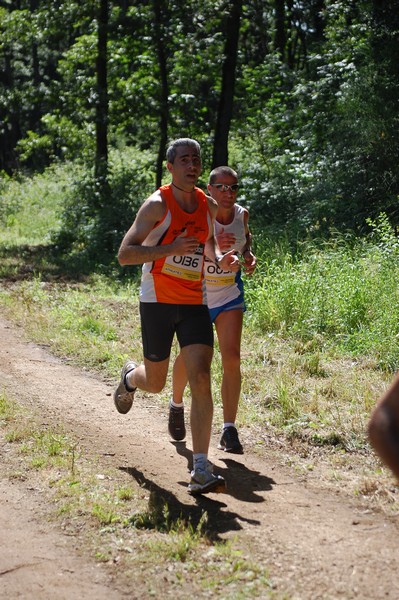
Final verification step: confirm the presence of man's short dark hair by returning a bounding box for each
[166,138,201,164]
[208,166,238,184]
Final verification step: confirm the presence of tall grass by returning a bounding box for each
[246,216,399,371]
[0,274,141,375]
[0,162,83,245]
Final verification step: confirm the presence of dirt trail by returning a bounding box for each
[0,315,398,599]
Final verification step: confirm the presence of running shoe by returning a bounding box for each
[218,426,244,454]
[113,360,137,414]
[168,403,186,441]
[188,461,226,495]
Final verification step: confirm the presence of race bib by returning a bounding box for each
[204,261,235,286]
[161,245,204,281]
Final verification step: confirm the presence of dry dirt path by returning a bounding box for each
[0,315,398,599]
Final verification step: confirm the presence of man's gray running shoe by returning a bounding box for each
[168,404,186,441]
[218,426,244,454]
[188,462,226,496]
[113,360,137,414]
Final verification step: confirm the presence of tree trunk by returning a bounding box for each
[274,0,286,61]
[372,0,399,78]
[153,0,169,188]
[0,52,20,172]
[212,0,242,168]
[95,0,109,184]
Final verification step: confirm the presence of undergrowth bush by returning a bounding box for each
[0,163,78,244]
[53,148,157,273]
[246,214,399,370]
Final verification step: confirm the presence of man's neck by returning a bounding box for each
[216,206,235,225]
[172,181,195,194]
[171,181,198,213]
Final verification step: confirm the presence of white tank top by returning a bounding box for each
[204,204,246,309]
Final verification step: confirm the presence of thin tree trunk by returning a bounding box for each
[212,0,242,168]
[372,0,399,78]
[0,52,20,172]
[153,0,169,188]
[274,0,286,61]
[95,0,109,183]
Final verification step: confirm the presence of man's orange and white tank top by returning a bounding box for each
[140,184,212,304]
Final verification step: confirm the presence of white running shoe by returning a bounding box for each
[188,461,226,495]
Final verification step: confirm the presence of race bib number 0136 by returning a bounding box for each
[161,246,204,281]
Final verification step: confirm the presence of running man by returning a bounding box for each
[170,166,256,453]
[113,139,239,495]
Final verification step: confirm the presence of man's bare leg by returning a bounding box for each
[127,357,170,393]
[214,310,244,453]
[114,357,169,415]
[168,353,187,441]
[181,343,225,494]
[171,353,187,404]
[181,343,213,454]
[215,309,243,424]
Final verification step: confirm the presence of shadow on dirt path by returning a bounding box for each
[121,461,270,540]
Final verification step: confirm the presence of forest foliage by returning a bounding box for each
[1,0,399,266]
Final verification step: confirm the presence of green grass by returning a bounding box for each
[0,162,82,246]
[246,219,399,371]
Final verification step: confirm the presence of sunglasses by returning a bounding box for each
[210,183,240,192]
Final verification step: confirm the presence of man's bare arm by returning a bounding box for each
[118,193,200,265]
[242,209,257,276]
